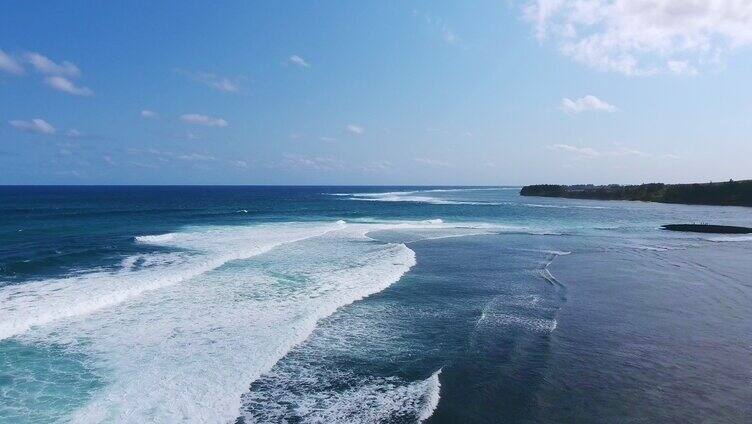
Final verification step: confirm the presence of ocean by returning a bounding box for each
[0,186,750,423]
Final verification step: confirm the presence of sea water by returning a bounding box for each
[1,186,750,423]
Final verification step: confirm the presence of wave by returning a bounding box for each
[328,188,505,206]
[495,314,558,333]
[1,219,495,423]
[0,222,347,341]
[536,250,569,287]
[329,188,610,209]
[348,195,502,206]
[704,234,752,242]
[329,187,501,196]
[418,369,443,422]
[474,294,558,336]
[241,359,442,423]
[508,202,610,210]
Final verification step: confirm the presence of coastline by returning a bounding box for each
[520,180,752,207]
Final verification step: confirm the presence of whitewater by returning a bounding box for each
[0,219,492,423]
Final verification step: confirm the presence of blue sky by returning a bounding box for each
[1,0,751,185]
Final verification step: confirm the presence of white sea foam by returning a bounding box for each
[353,195,502,206]
[329,188,504,205]
[241,361,442,423]
[474,292,559,337]
[418,369,443,422]
[484,313,558,333]
[329,188,500,197]
[511,202,609,210]
[3,219,492,423]
[536,249,570,286]
[704,234,752,242]
[134,232,175,243]
[542,249,572,256]
[538,268,560,285]
[0,221,347,341]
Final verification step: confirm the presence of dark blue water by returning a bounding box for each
[1,186,750,423]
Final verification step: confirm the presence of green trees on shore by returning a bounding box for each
[520,180,752,207]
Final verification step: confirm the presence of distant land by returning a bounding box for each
[661,224,752,234]
[520,180,752,207]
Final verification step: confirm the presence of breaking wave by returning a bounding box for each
[329,188,505,205]
[241,361,443,424]
[0,219,489,423]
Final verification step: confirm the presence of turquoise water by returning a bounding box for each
[1,186,750,423]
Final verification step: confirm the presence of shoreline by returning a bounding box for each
[520,180,752,207]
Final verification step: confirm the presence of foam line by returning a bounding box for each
[418,369,443,422]
[705,234,752,242]
[329,188,505,205]
[3,218,536,423]
[0,221,346,341]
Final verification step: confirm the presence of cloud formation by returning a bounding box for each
[44,76,94,96]
[413,157,453,167]
[414,11,461,46]
[179,153,217,161]
[24,52,81,77]
[0,49,24,75]
[179,70,240,92]
[288,55,310,68]
[180,114,229,127]
[9,118,56,135]
[347,124,364,135]
[561,95,616,113]
[141,110,158,119]
[548,143,677,159]
[14,52,95,95]
[524,0,752,75]
[548,143,601,157]
[283,155,340,170]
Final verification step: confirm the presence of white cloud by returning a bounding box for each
[9,118,56,135]
[24,52,81,77]
[283,154,340,170]
[65,129,82,138]
[442,27,459,44]
[179,153,216,161]
[44,76,94,96]
[413,157,453,167]
[548,143,676,159]
[180,114,228,127]
[667,60,698,75]
[179,70,240,92]
[320,136,338,142]
[523,0,752,75]
[415,11,462,46]
[362,161,392,172]
[0,50,23,75]
[209,78,239,92]
[288,55,310,68]
[561,95,616,113]
[548,143,601,157]
[347,124,364,135]
[7,52,94,95]
[141,110,158,119]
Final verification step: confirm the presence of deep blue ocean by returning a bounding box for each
[1,186,750,423]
